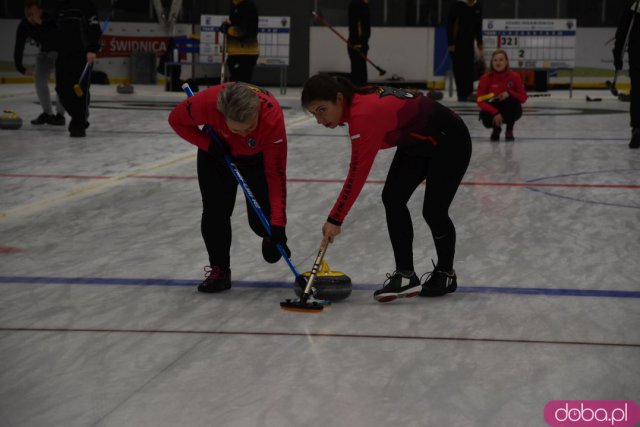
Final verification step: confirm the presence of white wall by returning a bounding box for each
[310,26,619,83]
[576,28,618,69]
[309,26,435,83]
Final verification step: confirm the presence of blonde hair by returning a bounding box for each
[216,83,260,123]
[490,49,510,72]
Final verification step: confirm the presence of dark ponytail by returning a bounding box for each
[301,73,376,110]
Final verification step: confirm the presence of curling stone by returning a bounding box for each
[426,90,444,101]
[117,83,134,94]
[294,259,352,301]
[0,110,23,130]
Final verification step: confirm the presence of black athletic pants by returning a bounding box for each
[348,45,368,86]
[197,149,271,269]
[381,116,472,273]
[451,48,475,101]
[479,97,523,129]
[226,55,258,83]
[630,67,639,128]
[55,53,90,132]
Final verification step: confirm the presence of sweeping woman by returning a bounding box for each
[168,83,290,293]
[301,74,472,303]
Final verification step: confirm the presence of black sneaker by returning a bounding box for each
[197,265,231,293]
[373,271,422,303]
[505,128,515,141]
[420,264,457,297]
[630,128,640,149]
[69,127,86,137]
[31,113,52,125]
[490,126,501,141]
[48,113,66,126]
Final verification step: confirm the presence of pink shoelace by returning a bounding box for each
[204,265,226,280]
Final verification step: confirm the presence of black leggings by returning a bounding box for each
[381,119,472,273]
[451,48,475,100]
[479,97,523,129]
[197,149,270,269]
[348,45,368,86]
[55,53,90,130]
[226,55,258,83]
[630,67,639,128]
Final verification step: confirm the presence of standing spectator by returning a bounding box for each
[613,0,640,149]
[221,0,259,83]
[54,0,101,138]
[447,0,483,102]
[14,0,66,126]
[348,0,371,86]
[476,49,528,141]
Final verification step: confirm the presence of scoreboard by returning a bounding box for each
[482,19,577,69]
[199,15,291,66]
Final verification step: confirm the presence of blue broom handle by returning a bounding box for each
[79,15,113,84]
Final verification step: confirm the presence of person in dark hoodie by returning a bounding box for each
[13,0,66,126]
[446,0,484,102]
[54,0,101,137]
[613,0,640,148]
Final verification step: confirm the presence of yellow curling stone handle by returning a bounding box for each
[302,260,347,278]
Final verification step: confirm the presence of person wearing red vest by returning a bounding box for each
[301,74,472,303]
[476,49,528,141]
[169,83,290,293]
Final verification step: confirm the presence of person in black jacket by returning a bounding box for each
[446,0,484,102]
[348,0,371,86]
[613,0,640,148]
[14,0,66,126]
[54,0,101,138]
[220,0,259,83]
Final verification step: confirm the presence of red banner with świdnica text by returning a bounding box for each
[98,35,169,58]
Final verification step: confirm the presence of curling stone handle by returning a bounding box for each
[301,241,329,301]
[319,260,331,274]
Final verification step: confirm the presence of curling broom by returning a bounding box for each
[280,241,329,313]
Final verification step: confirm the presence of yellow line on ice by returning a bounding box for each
[0,115,314,221]
[0,151,196,220]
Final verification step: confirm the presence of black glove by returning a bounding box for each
[270,225,288,247]
[613,49,623,71]
[270,225,291,258]
[219,21,229,35]
[262,225,291,263]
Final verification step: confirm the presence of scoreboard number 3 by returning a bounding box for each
[500,36,518,46]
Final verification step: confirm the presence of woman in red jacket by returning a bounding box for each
[301,74,472,303]
[168,83,290,293]
[476,49,528,141]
